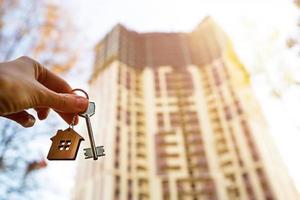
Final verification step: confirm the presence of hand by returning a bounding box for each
[0,56,89,127]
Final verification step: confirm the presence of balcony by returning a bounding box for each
[189,158,208,169]
[187,145,205,156]
[216,143,229,155]
[186,134,202,144]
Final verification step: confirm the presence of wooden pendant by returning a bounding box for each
[47,128,84,160]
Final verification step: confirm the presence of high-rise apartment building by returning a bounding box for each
[73,17,299,200]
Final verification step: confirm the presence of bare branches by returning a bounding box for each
[0,0,81,198]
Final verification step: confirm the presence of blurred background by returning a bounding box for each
[0,0,300,199]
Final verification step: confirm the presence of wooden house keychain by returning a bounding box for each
[47,89,105,161]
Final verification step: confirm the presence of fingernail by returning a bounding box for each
[76,97,88,111]
[38,109,49,120]
[23,116,35,128]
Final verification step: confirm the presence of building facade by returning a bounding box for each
[73,17,299,200]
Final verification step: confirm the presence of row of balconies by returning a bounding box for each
[188,170,211,180]
[167,82,193,92]
[156,158,182,175]
[177,179,215,193]
[155,146,179,157]
[155,139,177,147]
[180,174,211,183]
[177,184,216,196]
[165,73,192,84]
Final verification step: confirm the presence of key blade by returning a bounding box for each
[83,147,105,159]
[84,116,98,160]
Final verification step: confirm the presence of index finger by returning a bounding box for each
[33,60,81,123]
[34,61,72,93]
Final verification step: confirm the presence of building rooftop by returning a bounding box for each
[92,16,228,81]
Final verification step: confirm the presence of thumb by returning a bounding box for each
[44,92,89,113]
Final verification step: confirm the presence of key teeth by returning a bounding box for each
[83,146,105,159]
[96,146,105,157]
[83,148,93,159]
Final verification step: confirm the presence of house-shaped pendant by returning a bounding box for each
[47,128,84,160]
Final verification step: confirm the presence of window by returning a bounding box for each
[189,145,204,155]
[224,106,232,120]
[225,174,236,183]
[126,110,131,125]
[114,159,119,168]
[117,67,122,84]
[187,133,202,143]
[243,173,254,197]
[115,176,120,199]
[235,100,243,115]
[212,67,222,86]
[224,66,230,80]
[157,113,164,127]
[256,168,273,199]
[182,79,194,89]
[58,140,71,151]
[155,83,160,92]
[241,120,250,137]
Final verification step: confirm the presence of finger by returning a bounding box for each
[32,60,86,124]
[34,62,72,93]
[34,107,50,120]
[4,111,36,128]
[41,91,88,114]
[34,106,78,125]
[58,113,79,125]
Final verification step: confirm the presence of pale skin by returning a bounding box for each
[0,56,89,127]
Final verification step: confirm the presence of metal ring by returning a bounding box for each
[71,88,89,100]
[69,115,76,129]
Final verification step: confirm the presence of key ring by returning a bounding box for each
[69,115,76,129]
[71,88,90,100]
[69,88,89,128]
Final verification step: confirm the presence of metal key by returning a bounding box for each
[79,102,105,160]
